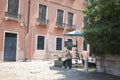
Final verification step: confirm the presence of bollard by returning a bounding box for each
[51,54,54,64]
[84,58,88,72]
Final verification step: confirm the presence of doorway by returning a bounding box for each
[4,33,17,61]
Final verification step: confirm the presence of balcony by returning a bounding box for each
[56,22,66,29]
[37,18,49,26]
[5,12,21,21]
[66,24,76,30]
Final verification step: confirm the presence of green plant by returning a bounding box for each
[54,60,63,67]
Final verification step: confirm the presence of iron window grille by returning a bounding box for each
[56,22,66,28]
[37,4,48,26]
[5,12,21,20]
[37,18,49,25]
[67,24,76,29]
[67,12,75,29]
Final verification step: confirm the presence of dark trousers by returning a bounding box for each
[63,59,72,69]
[63,60,67,68]
[67,59,72,69]
[82,59,84,66]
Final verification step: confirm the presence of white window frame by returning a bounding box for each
[6,0,21,14]
[65,38,73,50]
[55,9,65,24]
[56,36,63,51]
[37,3,48,20]
[36,34,46,51]
[67,12,74,26]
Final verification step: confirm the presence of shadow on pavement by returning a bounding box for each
[50,66,120,80]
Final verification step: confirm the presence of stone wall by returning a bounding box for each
[96,55,120,76]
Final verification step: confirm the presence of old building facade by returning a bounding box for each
[0,0,89,61]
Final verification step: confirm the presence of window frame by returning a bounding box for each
[36,35,45,50]
[56,9,65,26]
[66,38,73,50]
[6,0,21,16]
[37,3,48,25]
[83,40,87,51]
[68,12,74,26]
[56,37,62,50]
[38,4,47,20]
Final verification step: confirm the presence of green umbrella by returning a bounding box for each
[64,30,83,47]
[64,30,83,36]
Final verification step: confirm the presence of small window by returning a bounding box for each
[38,4,47,20]
[83,40,87,51]
[8,0,19,14]
[67,39,73,50]
[56,9,64,26]
[37,36,45,50]
[68,12,73,27]
[56,38,62,50]
[6,0,20,19]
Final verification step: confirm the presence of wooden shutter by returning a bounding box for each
[39,4,47,20]
[8,0,19,14]
[68,12,73,26]
[42,5,47,20]
[57,9,63,24]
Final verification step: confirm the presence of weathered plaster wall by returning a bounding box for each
[96,55,120,76]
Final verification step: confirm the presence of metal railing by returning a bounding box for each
[56,22,66,28]
[5,12,21,20]
[66,24,76,30]
[37,18,49,26]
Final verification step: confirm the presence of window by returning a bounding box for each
[37,36,45,50]
[38,4,47,21]
[68,12,73,27]
[6,0,21,20]
[67,12,75,29]
[37,4,48,25]
[83,40,87,51]
[56,9,64,27]
[67,39,73,50]
[56,38,62,50]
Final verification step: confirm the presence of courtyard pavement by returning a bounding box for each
[0,60,120,80]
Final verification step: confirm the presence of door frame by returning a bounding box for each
[3,31,19,61]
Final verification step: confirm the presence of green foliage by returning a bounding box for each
[83,0,120,56]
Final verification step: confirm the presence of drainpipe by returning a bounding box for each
[24,0,31,62]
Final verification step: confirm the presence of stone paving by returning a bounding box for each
[0,61,120,80]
